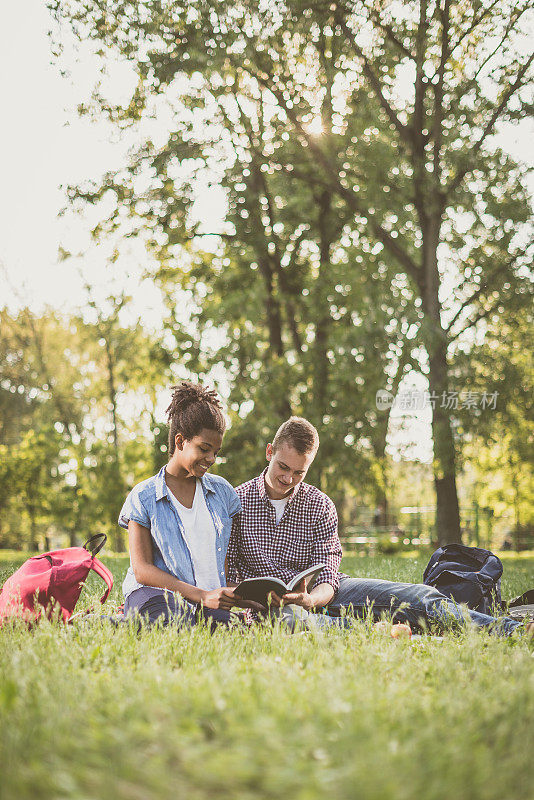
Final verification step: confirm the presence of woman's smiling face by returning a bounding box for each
[175,428,223,478]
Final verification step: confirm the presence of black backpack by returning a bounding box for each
[505,589,534,621]
[423,544,502,615]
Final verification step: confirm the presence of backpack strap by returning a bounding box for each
[68,557,114,623]
[507,589,534,608]
[90,557,114,604]
[83,533,107,556]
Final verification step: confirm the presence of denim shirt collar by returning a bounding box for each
[154,465,217,501]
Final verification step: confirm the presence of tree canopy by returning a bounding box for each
[38,0,534,543]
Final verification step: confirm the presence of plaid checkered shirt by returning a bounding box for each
[226,468,342,592]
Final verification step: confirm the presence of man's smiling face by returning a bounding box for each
[264,441,316,500]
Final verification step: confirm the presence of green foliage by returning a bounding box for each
[0,306,171,550]
[49,0,534,543]
[453,307,534,532]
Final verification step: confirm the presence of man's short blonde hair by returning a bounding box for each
[271,416,319,455]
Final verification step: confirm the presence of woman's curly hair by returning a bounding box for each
[166,381,226,455]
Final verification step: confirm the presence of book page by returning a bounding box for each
[286,564,326,592]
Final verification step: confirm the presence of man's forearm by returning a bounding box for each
[309,582,335,608]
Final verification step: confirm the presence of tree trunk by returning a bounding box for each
[247,163,292,419]
[104,337,125,552]
[105,338,119,456]
[312,190,334,492]
[431,379,461,546]
[421,216,461,545]
[29,506,38,551]
[371,346,410,528]
[374,472,389,527]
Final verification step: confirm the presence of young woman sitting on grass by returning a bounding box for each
[119,381,258,628]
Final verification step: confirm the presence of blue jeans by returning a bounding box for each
[326,576,522,636]
[124,587,237,630]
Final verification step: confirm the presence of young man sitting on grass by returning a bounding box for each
[227,417,533,637]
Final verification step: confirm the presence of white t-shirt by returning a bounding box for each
[168,480,221,591]
[269,495,290,524]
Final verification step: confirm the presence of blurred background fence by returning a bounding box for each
[341,505,534,555]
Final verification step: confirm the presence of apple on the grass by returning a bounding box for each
[373,621,390,633]
[390,623,412,639]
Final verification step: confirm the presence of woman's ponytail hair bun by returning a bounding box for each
[166,381,225,455]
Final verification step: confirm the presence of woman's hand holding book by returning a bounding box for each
[201,587,265,612]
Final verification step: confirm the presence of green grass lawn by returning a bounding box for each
[1,553,533,800]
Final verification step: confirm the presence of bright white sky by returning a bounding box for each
[0,2,166,322]
[1,2,532,462]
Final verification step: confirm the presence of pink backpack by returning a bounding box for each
[0,534,114,624]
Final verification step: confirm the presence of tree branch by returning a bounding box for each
[272,157,367,192]
[284,227,309,271]
[235,60,421,282]
[17,311,74,434]
[336,14,413,146]
[445,254,522,332]
[413,0,429,148]
[189,232,237,240]
[448,284,532,343]
[433,0,450,176]
[214,93,250,155]
[447,302,501,343]
[450,4,531,113]
[369,11,415,61]
[280,227,309,354]
[447,52,534,196]
[448,0,502,56]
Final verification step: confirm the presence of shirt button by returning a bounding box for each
[218,547,221,552]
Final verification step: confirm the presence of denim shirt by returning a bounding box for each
[119,466,241,599]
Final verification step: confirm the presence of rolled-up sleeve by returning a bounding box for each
[312,500,342,591]
[118,486,150,531]
[226,512,241,583]
[227,486,241,519]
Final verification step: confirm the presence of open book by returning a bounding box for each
[234,564,326,606]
